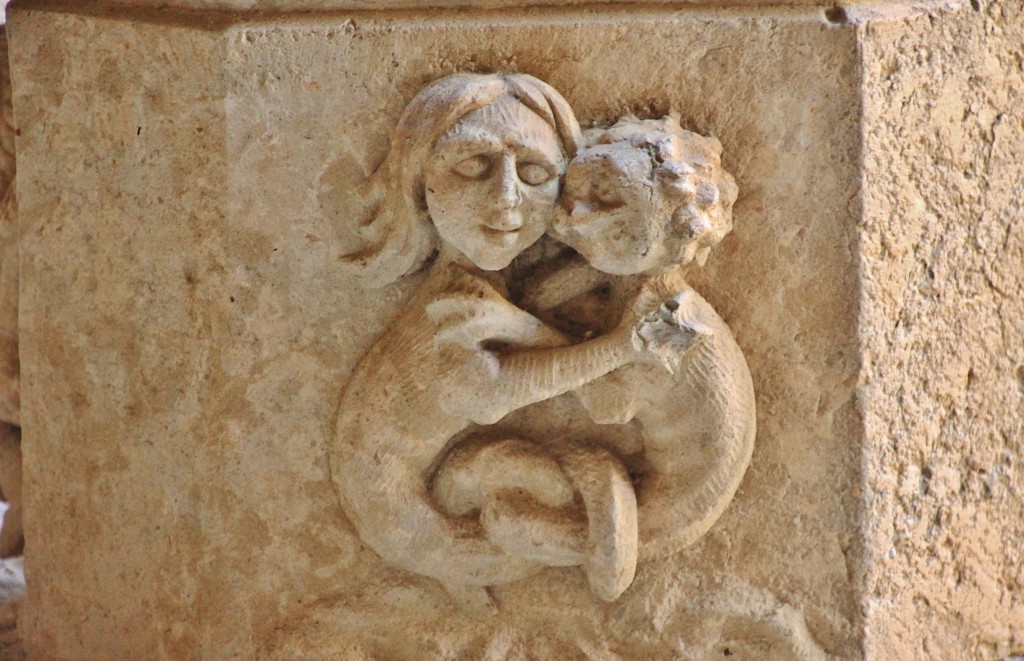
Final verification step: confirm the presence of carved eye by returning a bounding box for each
[517,162,553,186]
[452,155,491,179]
[592,181,623,208]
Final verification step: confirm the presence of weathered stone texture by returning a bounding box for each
[10,15,229,659]
[7,0,1023,658]
[10,6,863,658]
[0,28,17,430]
[858,1,1024,659]
[18,0,953,13]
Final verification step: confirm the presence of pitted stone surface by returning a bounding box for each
[5,0,1021,659]
[859,2,1024,659]
[10,7,863,658]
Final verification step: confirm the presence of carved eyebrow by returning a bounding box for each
[434,121,502,150]
[433,134,562,170]
[514,144,562,168]
[515,125,567,162]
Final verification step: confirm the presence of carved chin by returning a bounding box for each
[474,254,515,271]
[557,243,609,273]
[559,237,649,276]
[465,244,518,271]
[584,253,641,276]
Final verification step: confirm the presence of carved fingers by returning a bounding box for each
[427,292,570,351]
[630,290,713,374]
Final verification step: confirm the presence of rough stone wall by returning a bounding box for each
[0,25,23,564]
[858,2,1024,658]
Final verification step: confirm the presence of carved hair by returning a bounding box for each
[344,73,582,286]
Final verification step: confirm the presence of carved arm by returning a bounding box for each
[490,329,636,419]
[488,291,711,424]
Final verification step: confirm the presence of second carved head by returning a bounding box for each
[554,116,738,275]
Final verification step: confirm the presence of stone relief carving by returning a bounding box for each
[330,73,754,606]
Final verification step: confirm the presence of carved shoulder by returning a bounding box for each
[426,265,569,351]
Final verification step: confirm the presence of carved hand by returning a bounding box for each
[624,288,712,374]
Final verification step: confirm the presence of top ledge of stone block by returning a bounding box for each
[9,0,972,22]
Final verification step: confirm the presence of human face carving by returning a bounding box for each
[554,137,726,275]
[424,97,565,271]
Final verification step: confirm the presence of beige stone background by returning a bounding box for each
[859,2,1024,658]
[2,0,1022,659]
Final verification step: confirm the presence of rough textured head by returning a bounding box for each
[553,116,738,275]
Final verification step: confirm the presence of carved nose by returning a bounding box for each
[559,200,601,235]
[495,155,523,210]
[675,206,712,241]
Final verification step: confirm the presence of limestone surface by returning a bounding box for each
[5,1,1021,659]
[0,26,22,564]
[10,7,861,658]
[858,2,1024,658]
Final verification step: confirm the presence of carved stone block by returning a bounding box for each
[7,1,1022,659]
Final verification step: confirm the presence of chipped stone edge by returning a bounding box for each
[835,0,971,24]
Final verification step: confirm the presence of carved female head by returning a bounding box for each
[553,116,738,275]
[345,73,581,285]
